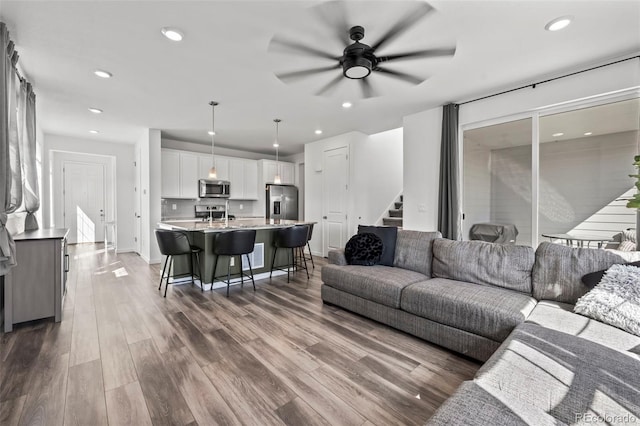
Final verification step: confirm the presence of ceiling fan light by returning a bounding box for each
[343,57,372,79]
[208,166,217,179]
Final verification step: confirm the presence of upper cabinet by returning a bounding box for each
[259,160,295,185]
[180,153,199,198]
[161,149,199,199]
[161,150,181,198]
[162,148,260,200]
[229,158,258,200]
[197,155,229,181]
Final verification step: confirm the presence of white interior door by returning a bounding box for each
[64,162,106,244]
[322,146,349,256]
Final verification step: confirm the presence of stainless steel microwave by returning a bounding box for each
[198,179,230,198]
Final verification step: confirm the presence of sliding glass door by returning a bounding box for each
[462,95,639,247]
[538,98,640,246]
[462,118,533,246]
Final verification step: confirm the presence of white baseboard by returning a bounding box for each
[168,269,288,290]
[115,247,134,254]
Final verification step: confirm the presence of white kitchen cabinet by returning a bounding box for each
[161,150,181,198]
[243,160,259,199]
[198,155,230,181]
[180,153,199,198]
[229,158,259,200]
[260,160,294,185]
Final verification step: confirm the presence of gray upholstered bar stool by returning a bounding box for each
[155,229,203,297]
[304,223,315,269]
[270,225,310,283]
[211,229,257,297]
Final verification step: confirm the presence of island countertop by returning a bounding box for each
[157,218,315,233]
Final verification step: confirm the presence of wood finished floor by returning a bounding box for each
[0,244,480,426]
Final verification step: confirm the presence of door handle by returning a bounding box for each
[323,216,327,219]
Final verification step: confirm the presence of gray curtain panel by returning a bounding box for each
[437,103,461,240]
[19,81,39,230]
[0,23,19,274]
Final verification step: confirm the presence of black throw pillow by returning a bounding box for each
[581,260,640,288]
[345,233,383,266]
[358,225,397,266]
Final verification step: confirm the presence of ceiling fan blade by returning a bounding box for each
[313,1,351,46]
[276,65,340,81]
[374,67,425,85]
[315,74,344,96]
[370,3,435,52]
[377,48,456,63]
[270,35,340,61]
[360,78,376,99]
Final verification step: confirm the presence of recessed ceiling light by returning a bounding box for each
[207,131,216,135]
[584,132,593,136]
[94,70,112,79]
[342,102,352,108]
[88,107,103,114]
[315,129,323,135]
[89,130,99,134]
[552,132,564,137]
[161,27,183,41]
[545,16,572,32]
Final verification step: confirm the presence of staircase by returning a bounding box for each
[382,195,403,228]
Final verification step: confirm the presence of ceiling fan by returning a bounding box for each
[270,1,456,98]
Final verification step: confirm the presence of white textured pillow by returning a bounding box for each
[574,264,640,337]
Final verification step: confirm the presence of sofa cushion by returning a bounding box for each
[532,242,626,304]
[358,225,397,266]
[432,239,535,294]
[426,381,565,426]
[321,264,428,308]
[393,230,441,276]
[400,278,537,342]
[475,323,640,425]
[526,300,640,357]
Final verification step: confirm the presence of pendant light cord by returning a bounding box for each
[274,119,281,178]
[210,101,218,166]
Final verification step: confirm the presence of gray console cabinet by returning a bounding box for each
[3,228,69,332]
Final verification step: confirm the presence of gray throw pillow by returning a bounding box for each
[574,264,640,337]
[358,225,397,266]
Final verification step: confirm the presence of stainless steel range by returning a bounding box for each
[194,205,234,221]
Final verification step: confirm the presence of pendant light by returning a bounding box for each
[208,101,219,179]
[273,119,282,184]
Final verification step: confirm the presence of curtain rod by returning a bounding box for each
[458,55,640,106]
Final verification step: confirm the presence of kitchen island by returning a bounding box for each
[157,218,315,290]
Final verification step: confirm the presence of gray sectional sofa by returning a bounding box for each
[321,230,640,425]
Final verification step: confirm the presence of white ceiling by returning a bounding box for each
[1,1,639,156]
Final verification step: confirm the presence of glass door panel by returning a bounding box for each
[538,98,640,247]
[463,118,533,246]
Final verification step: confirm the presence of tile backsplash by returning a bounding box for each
[161,198,261,220]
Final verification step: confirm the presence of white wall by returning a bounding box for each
[138,129,162,263]
[352,128,403,227]
[402,107,442,231]
[42,134,136,252]
[403,58,640,233]
[304,129,403,255]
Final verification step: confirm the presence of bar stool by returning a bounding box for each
[270,225,310,283]
[304,223,315,269]
[212,229,257,297]
[155,229,203,297]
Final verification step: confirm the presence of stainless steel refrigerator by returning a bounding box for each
[265,184,298,220]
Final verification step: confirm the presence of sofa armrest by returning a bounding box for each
[328,249,348,266]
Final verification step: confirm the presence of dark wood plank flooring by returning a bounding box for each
[0,244,479,425]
